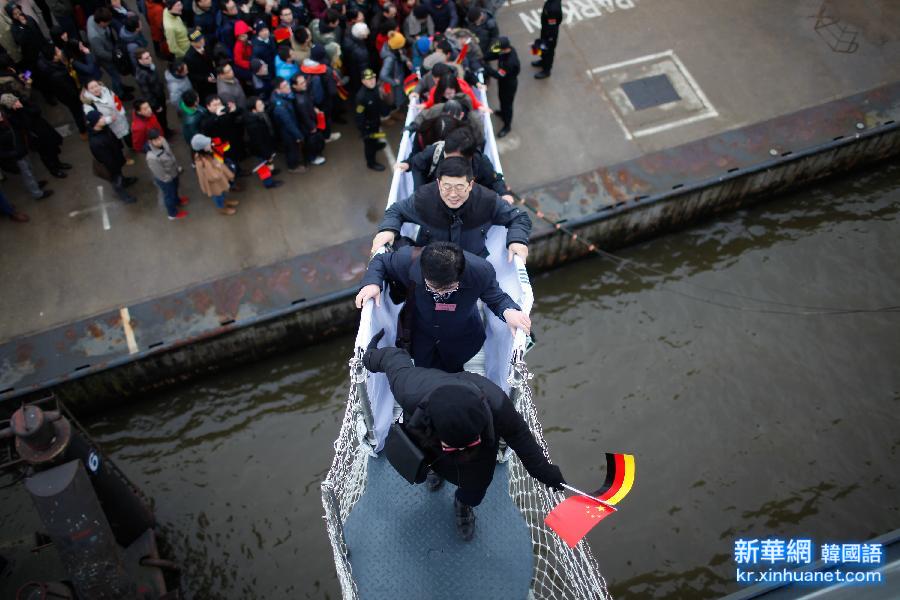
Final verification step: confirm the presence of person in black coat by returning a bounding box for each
[1,93,70,178]
[133,47,172,137]
[86,110,137,203]
[484,36,520,137]
[269,77,305,172]
[36,45,86,134]
[372,156,531,260]
[354,67,388,171]
[356,241,531,373]
[184,28,217,100]
[199,94,246,163]
[533,0,561,79]
[400,128,512,200]
[290,73,325,165]
[7,4,48,71]
[362,335,564,540]
[244,96,283,188]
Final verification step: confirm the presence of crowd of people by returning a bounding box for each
[0,0,565,223]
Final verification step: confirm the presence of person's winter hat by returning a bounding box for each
[361,68,376,80]
[387,31,406,51]
[351,22,369,39]
[188,27,204,42]
[147,128,162,140]
[254,19,269,32]
[165,0,180,9]
[191,133,213,151]
[412,4,428,19]
[415,36,431,55]
[310,43,327,64]
[427,384,489,448]
[234,20,252,37]
[497,36,511,50]
[250,57,264,72]
[0,93,18,108]
[85,110,104,128]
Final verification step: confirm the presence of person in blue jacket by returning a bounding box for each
[270,77,305,173]
[356,241,531,373]
[371,156,531,261]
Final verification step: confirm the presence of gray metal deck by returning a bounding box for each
[343,456,534,599]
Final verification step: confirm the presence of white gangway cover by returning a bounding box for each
[353,94,533,451]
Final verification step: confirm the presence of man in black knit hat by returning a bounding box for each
[363,329,566,540]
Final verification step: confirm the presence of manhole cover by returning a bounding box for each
[621,74,681,110]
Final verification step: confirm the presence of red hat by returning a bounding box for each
[234,20,253,36]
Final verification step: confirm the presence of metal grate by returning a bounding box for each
[621,74,681,110]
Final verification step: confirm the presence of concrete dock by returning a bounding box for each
[1,0,899,407]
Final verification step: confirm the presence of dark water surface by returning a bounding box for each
[82,164,900,598]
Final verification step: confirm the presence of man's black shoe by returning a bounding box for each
[534,71,551,80]
[425,470,444,492]
[367,162,386,171]
[454,497,476,542]
[497,126,510,138]
[122,176,138,187]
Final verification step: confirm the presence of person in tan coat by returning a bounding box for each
[190,133,239,215]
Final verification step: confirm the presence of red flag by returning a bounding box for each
[315,109,326,130]
[253,162,272,180]
[455,42,469,65]
[544,496,614,548]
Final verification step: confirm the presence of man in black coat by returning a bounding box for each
[362,334,565,540]
[371,156,531,260]
[86,110,137,203]
[356,241,531,373]
[290,73,326,166]
[134,47,172,137]
[485,36,520,137]
[1,93,71,178]
[37,45,86,134]
[399,128,512,200]
[199,94,246,163]
[184,28,217,101]
[354,67,389,171]
[533,0,562,79]
[244,96,284,188]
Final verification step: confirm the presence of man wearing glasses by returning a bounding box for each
[362,329,566,541]
[356,241,531,373]
[370,156,531,262]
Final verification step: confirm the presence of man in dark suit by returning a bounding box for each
[533,0,562,79]
[371,156,531,261]
[355,241,531,373]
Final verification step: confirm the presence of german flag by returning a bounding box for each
[592,452,636,506]
[544,452,635,548]
[403,73,419,96]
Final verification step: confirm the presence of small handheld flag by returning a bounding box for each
[403,73,420,96]
[315,109,326,131]
[252,161,272,181]
[544,453,635,548]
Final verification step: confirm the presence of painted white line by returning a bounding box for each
[383,139,397,169]
[632,110,718,138]
[668,50,717,115]
[119,307,139,354]
[97,186,110,231]
[588,49,675,75]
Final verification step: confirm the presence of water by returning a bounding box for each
[79,163,900,598]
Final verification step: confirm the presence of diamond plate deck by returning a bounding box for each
[343,456,534,600]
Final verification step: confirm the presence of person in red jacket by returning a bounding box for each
[233,20,254,83]
[131,99,164,152]
[422,73,486,112]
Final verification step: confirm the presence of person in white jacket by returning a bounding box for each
[81,79,134,163]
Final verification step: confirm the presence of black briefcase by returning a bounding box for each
[383,422,427,484]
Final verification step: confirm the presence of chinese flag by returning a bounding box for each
[315,110,326,130]
[544,496,615,548]
[253,163,272,180]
